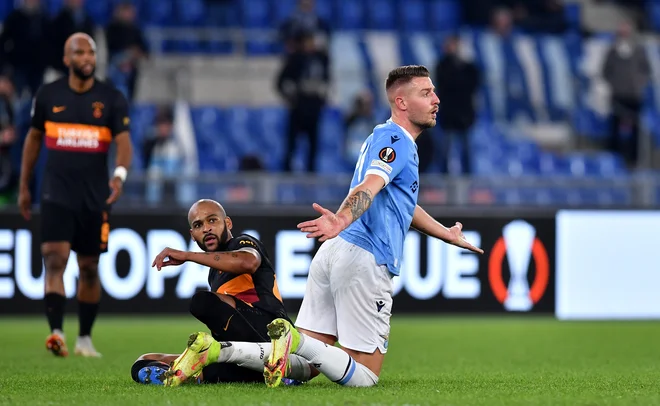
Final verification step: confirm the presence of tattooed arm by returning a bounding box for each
[152,247,261,274]
[335,174,386,229]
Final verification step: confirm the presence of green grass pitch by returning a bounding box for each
[0,315,658,405]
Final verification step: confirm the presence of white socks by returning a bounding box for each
[294,334,379,387]
[216,341,312,382]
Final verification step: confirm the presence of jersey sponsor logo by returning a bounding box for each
[52,106,66,113]
[369,159,392,174]
[239,239,256,247]
[378,147,396,163]
[44,121,112,153]
[488,220,550,312]
[390,135,400,144]
[92,102,104,119]
[123,117,130,126]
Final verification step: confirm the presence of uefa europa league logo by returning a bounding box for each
[502,220,536,312]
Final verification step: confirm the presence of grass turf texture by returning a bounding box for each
[0,315,658,406]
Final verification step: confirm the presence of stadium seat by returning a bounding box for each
[241,0,272,29]
[335,0,366,30]
[272,0,298,26]
[429,0,461,32]
[174,0,205,26]
[315,0,334,27]
[366,0,396,30]
[143,0,175,26]
[248,107,288,171]
[85,0,112,25]
[398,0,428,32]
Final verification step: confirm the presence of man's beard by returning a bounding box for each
[198,226,230,252]
[413,117,436,130]
[72,65,95,80]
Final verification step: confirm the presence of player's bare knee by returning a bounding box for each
[77,257,99,286]
[42,252,68,275]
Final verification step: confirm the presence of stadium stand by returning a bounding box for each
[2,0,660,208]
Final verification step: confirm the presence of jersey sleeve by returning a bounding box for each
[364,131,408,186]
[111,89,130,136]
[232,235,264,259]
[30,87,47,131]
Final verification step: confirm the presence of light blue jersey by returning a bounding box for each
[339,119,419,276]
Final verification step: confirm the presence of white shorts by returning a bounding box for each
[295,236,394,354]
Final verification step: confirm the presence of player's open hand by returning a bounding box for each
[18,187,31,221]
[297,203,347,242]
[448,222,484,254]
[152,247,189,271]
[106,177,123,205]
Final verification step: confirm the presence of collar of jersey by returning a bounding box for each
[386,118,415,143]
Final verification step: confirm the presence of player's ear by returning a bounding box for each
[396,96,407,111]
[225,216,233,230]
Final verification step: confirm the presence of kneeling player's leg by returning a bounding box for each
[270,239,391,387]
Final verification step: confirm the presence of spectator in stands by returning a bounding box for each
[142,106,183,204]
[0,73,16,204]
[276,30,330,173]
[491,6,514,38]
[513,0,567,34]
[602,21,650,167]
[279,0,330,54]
[50,0,96,76]
[105,1,149,102]
[344,90,376,165]
[0,0,50,99]
[435,35,480,174]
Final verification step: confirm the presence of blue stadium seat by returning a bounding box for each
[204,0,240,27]
[318,108,350,173]
[335,0,366,30]
[249,107,288,171]
[367,0,396,30]
[315,0,334,27]
[399,0,427,32]
[85,0,112,25]
[224,106,259,157]
[144,0,175,26]
[174,0,205,26]
[45,0,64,17]
[564,2,581,32]
[648,1,660,32]
[272,0,298,26]
[129,104,157,144]
[0,0,12,21]
[242,0,272,29]
[429,0,461,32]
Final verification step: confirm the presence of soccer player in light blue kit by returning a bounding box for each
[263,65,484,387]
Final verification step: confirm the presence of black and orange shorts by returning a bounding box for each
[40,202,110,256]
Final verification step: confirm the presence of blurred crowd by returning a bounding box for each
[0,0,656,205]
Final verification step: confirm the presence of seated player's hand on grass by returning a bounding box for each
[297,203,348,242]
[447,222,484,254]
[152,247,189,271]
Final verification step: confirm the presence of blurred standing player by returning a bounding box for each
[17,33,133,358]
[264,65,484,387]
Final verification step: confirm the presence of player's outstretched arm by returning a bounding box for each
[298,174,385,242]
[152,247,261,274]
[411,205,484,254]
